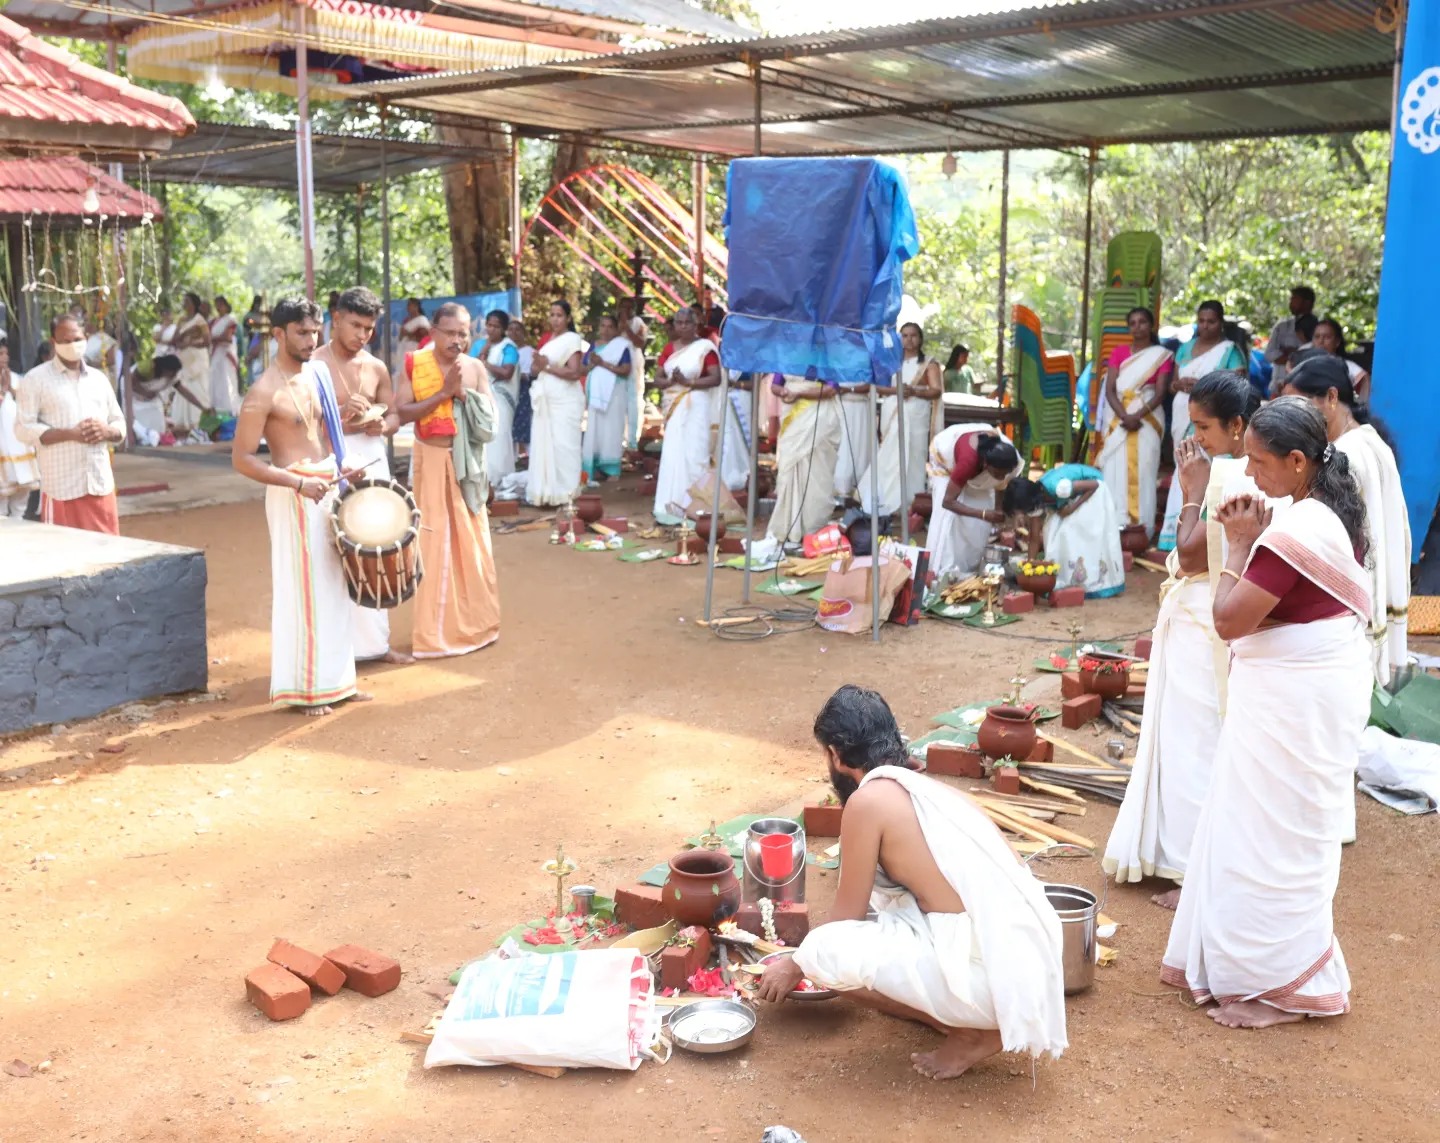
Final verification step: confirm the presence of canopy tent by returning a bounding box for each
[144,121,483,193]
[356,0,1396,155]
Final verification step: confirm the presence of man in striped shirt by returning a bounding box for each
[15,313,125,534]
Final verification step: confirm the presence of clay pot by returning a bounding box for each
[640,454,661,477]
[1015,572,1057,596]
[976,705,1038,761]
[662,850,742,928]
[910,491,933,519]
[1119,524,1149,555]
[574,493,604,524]
[693,511,726,545]
[755,469,776,498]
[1080,652,1131,700]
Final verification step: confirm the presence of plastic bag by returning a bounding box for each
[424,949,658,1071]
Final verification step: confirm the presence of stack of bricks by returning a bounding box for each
[245,939,401,1022]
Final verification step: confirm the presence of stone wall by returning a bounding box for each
[0,523,208,734]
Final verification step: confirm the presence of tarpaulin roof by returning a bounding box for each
[355,0,1396,155]
[0,13,195,154]
[0,155,163,224]
[722,158,917,384]
[145,121,482,193]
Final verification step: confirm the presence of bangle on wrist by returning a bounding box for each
[1182,501,1203,511]
[1220,568,1242,583]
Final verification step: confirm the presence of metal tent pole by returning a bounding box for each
[1078,147,1098,369]
[896,366,908,545]
[510,132,523,294]
[380,104,392,366]
[354,186,363,286]
[752,64,763,156]
[996,150,1010,395]
[741,372,759,604]
[869,385,882,644]
[692,157,706,304]
[296,4,316,300]
[702,370,732,623]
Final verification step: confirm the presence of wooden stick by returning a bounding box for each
[1037,731,1119,768]
[1135,557,1167,574]
[985,803,1096,849]
[980,804,1056,846]
[1018,776,1087,806]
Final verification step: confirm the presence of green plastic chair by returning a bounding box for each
[1012,305,1075,464]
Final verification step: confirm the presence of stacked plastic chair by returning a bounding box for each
[1083,232,1163,449]
[1011,304,1076,464]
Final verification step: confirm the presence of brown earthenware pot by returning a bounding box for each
[1119,524,1149,555]
[662,850,742,928]
[1079,652,1131,700]
[693,512,726,545]
[911,492,933,518]
[1015,572,1057,596]
[574,493,604,524]
[976,705,1037,761]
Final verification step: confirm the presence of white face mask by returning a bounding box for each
[53,339,85,364]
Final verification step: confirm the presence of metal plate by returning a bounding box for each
[758,952,838,1002]
[668,998,756,1053]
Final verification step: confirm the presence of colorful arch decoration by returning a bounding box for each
[522,163,727,317]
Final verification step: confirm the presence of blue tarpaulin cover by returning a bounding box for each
[721,158,918,385]
[1373,0,1440,551]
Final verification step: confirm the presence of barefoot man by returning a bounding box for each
[396,303,501,658]
[232,297,369,715]
[758,685,1067,1079]
[313,286,412,666]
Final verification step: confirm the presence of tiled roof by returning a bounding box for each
[0,156,163,222]
[0,13,194,144]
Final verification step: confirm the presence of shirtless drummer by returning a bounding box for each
[314,286,412,665]
[232,296,370,715]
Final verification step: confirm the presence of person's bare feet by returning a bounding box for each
[380,650,414,665]
[302,705,334,718]
[1209,1001,1304,1029]
[1151,888,1182,910]
[346,691,374,704]
[910,1027,1003,1080]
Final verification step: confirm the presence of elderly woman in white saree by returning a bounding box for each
[527,301,588,507]
[860,323,942,517]
[172,291,210,435]
[766,375,842,544]
[1282,350,1410,686]
[1162,398,1372,1029]
[1104,373,1262,907]
[1095,307,1172,540]
[924,424,1022,578]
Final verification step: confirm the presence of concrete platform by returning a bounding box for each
[0,520,208,734]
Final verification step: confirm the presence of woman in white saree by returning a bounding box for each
[527,300,588,506]
[860,323,942,516]
[1157,301,1247,550]
[1104,373,1262,906]
[1094,307,1172,539]
[766,375,842,544]
[923,424,1022,578]
[208,295,240,414]
[172,292,210,435]
[1163,397,1372,1029]
[581,314,633,483]
[1282,350,1409,686]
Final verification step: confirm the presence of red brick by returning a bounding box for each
[717,535,747,555]
[245,963,310,1021]
[1123,551,1135,573]
[803,802,844,838]
[1142,548,1165,565]
[1060,670,1084,699]
[735,900,809,947]
[1134,636,1152,661]
[598,516,628,533]
[489,499,519,518]
[926,742,985,779]
[1049,586,1086,608]
[323,945,401,998]
[659,926,713,990]
[267,939,344,996]
[992,765,1020,795]
[1001,590,1035,615]
[1026,737,1054,763]
[1062,693,1103,729]
[1126,681,1146,700]
[614,883,670,931]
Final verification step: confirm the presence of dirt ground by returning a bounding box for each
[3,475,1438,1143]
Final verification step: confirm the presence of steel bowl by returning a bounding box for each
[668,998,757,1054]
[758,952,838,1002]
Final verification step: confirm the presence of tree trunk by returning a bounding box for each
[441,120,509,293]
[540,136,591,232]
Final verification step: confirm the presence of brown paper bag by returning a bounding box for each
[686,471,746,524]
[816,556,912,635]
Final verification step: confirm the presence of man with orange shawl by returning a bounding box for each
[396,303,501,659]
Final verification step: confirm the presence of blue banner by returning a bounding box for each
[1373,2,1440,554]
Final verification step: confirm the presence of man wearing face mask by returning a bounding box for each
[16,313,126,534]
[756,685,1067,1080]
